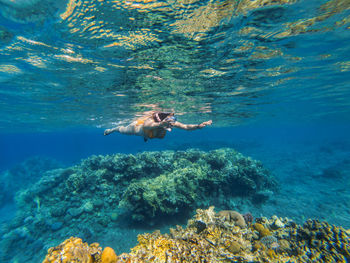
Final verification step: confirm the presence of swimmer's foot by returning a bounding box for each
[198,120,212,128]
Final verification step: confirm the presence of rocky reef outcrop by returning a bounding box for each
[1,148,277,262]
[16,148,276,221]
[42,207,350,263]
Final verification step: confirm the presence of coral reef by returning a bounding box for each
[15,148,275,223]
[242,212,253,226]
[2,148,276,262]
[101,247,118,263]
[0,156,60,207]
[43,237,102,263]
[217,210,247,228]
[253,222,271,238]
[42,207,350,263]
[118,148,276,221]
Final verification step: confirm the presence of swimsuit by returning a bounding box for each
[135,117,166,139]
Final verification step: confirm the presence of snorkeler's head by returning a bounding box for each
[153,112,176,122]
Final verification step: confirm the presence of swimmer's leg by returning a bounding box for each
[104,123,138,136]
[104,127,120,135]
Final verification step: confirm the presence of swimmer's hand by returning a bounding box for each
[198,120,212,128]
[159,120,173,128]
[104,129,112,135]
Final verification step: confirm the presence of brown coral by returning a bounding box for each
[253,222,271,237]
[217,210,247,228]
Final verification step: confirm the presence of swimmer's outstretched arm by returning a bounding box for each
[171,120,212,130]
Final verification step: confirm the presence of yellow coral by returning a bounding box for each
[266,248,277,259]
[205,225,222,245]
[42,237,101,263]
[132,232,175,262]
[152,236,176,261]
[101,247,118,263]
[227,241,241,254]
[42,208,350,263]
[253,223,271,237]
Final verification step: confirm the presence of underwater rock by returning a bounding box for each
[320,165,343,178]
[42,207,350,262]
[0,26,13,44]
[50,206,67,217]
[83,201,94,213]
[50,222,63,231]
[93,199,104,208]
[67,207,84,218]
[271,215,285,229]
[110,212,118,222]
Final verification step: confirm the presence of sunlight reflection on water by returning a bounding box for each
[0,0,349,131]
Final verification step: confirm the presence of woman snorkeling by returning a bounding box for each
[104,112,212,141]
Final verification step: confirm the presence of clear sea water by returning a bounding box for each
[0,0,350,262]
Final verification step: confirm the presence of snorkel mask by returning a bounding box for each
[153,112,176,123]
[163,115,176,123]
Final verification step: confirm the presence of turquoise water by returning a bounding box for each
[0,0,350,262]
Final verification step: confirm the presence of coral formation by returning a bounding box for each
[253,222,271,237]
[15,148,275,223]
[118,148,276,221]
[42,237,102,263]
[242,212,253,226]
[42,207,350,262]
[101,247,118,263]
[2,148,276,262]
[217,210,247,228]
[259,235,279,249]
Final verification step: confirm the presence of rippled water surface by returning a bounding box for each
[0,0,349,130]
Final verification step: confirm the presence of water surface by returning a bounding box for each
[0,0,349,130]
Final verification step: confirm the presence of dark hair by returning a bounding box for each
[153,112,173,122]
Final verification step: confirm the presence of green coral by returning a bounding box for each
[120,165,204,220]
[13,149,276,224]
[3,148,276,262]
[119,148,276,221]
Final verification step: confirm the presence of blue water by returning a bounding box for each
[0,123,349,171]
[0,0,350,262]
